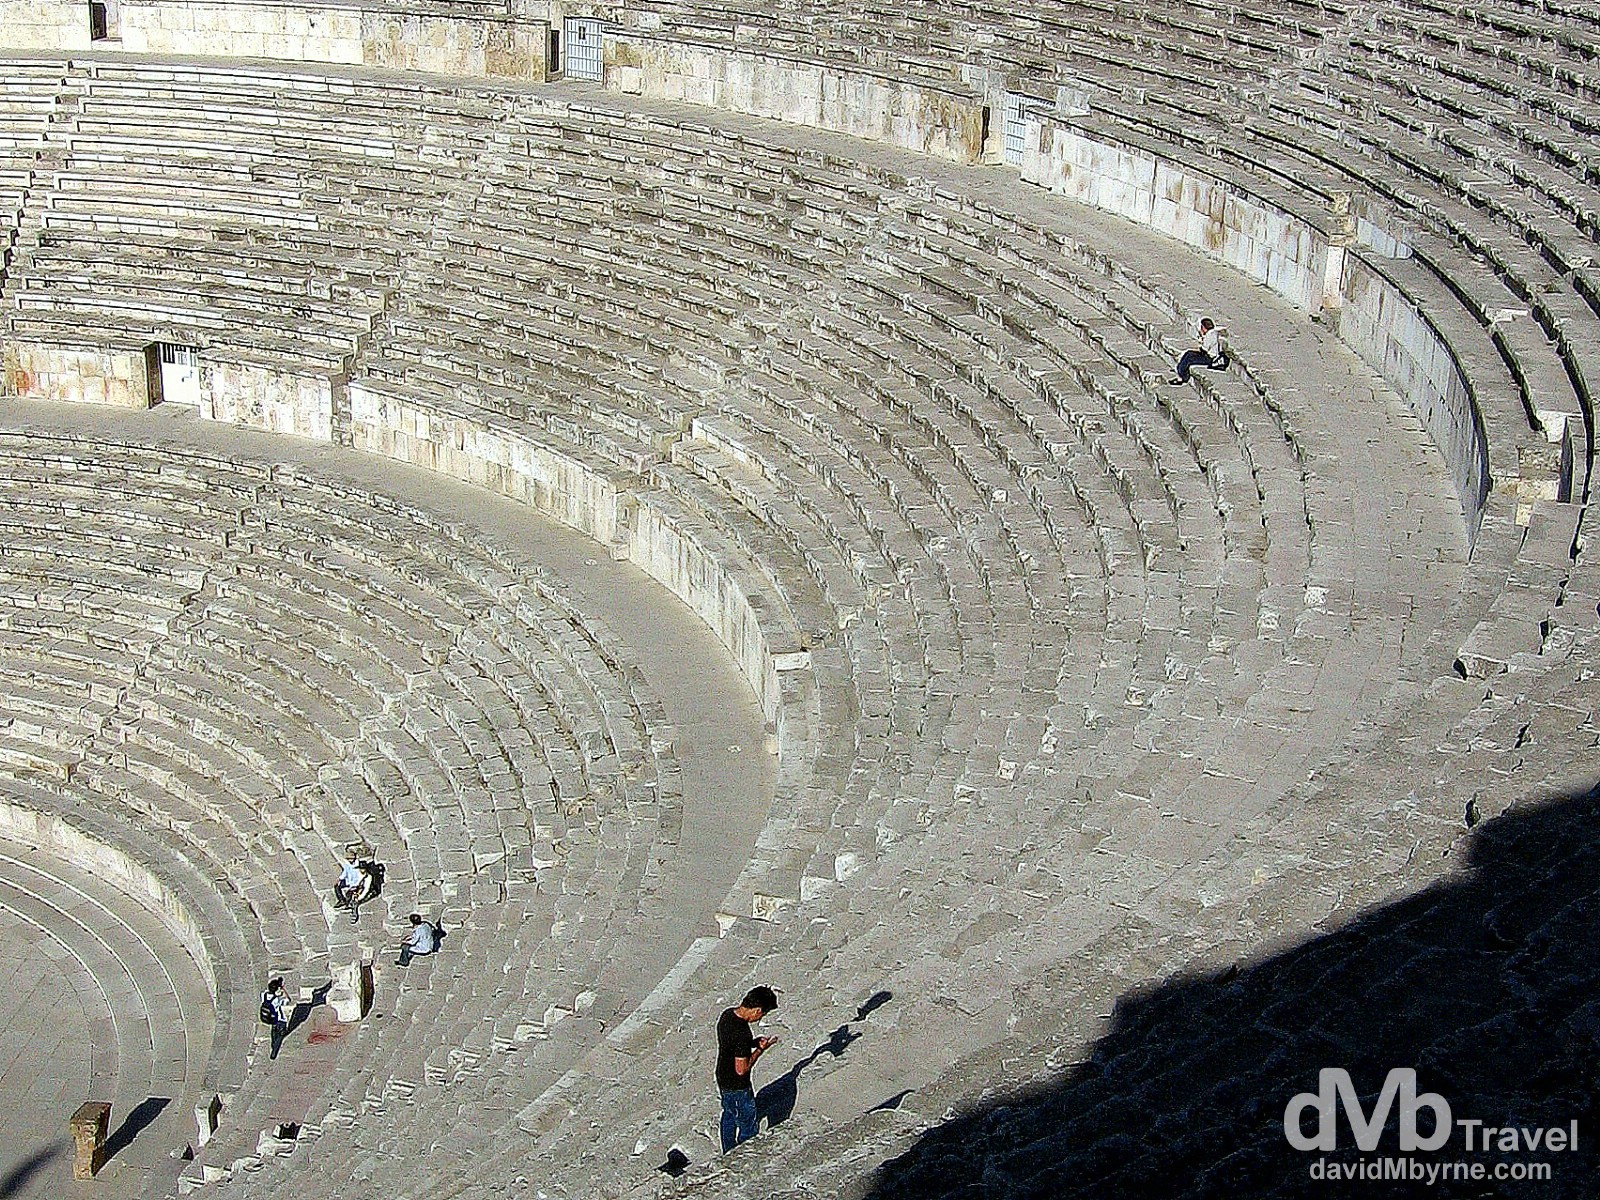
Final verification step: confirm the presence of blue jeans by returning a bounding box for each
[720,1088,758,1152]
[1175,350,1225,382]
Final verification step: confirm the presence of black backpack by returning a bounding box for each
[259,992,277,1025]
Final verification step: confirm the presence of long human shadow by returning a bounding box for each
[867,789,1600,1199]
[757,991,894,1130]
[0,1143,64,1199]
[285,981,333,1040]
[101,1096,171,1164]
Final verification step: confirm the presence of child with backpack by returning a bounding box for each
[260,978,292,1060]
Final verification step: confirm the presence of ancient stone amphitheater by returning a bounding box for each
[0,2,1597,1198]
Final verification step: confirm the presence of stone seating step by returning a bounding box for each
[1,768,263,1107]
[0,50,1545,1200]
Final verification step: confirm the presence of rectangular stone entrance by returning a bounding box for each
[143,343,200,409]
[564,19,604,81]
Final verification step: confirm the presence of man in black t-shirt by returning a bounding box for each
[715,985,779,1152]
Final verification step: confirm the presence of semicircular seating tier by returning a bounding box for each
[0,421,702,1193]
[0,52,1518,1194]
[592,0,1600,674]
[0,823,219,1197]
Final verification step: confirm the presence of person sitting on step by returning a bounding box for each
[398,912,441,966]
[1170,317,1229,384]
[333,850,379,922]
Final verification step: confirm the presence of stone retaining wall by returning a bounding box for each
[0,797,216,1003]
[0,347,793,761]
[205,362,333,441]
[2,0,86,49]
[1,0,548,77]
[1337,254,1492,536]
[3,344,150,407]
[605,37,987,164]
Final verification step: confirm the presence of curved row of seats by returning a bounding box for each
[0,424,687,1188]
[0,827,216,1195]
[594,0,1600,669]
[345,87,1360,953]
[1015,0,1597,665]
[0,44,1502,1200]
[5,20,1581,666]
[1,57,510,370]
[0,67,1483,1199]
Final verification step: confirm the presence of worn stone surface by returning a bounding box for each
[0,3,1596,1196]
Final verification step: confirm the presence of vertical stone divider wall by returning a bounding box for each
[202,362,336,441]
[3,344,151,407]
[1336,252,1493,543]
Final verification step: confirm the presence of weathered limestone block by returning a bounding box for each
[1515,439,1572,515]
[195,1094,222,1149]
[121,2,363,61]
[71,1101,111,1180]
[627,494,792,725]
[0,0,89,50]
[3,344,149,408]
[483,21,545,78]
[611,38,983,163]
[363,14,546,77]
[329,958,374,1023]
[349,386,622,547]
[203,364,333,441]
[1455,613,1543,678]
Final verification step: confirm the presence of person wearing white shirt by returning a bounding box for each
[398,913,441,966]
[333,850,376,923]
[261,977,294,1059]
[1171,318,1227,384]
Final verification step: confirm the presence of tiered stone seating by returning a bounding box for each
[0,59,62,277]
[331,91,1354,962]
[1052,4,1595,669]
[0,828,217,1195]
[584,0,1599,681]
[0,13,1583,1196]
[0,421,690,1189]
[87,84,1466,1200]
[1,58,508,373]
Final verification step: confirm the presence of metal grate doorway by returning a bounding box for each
[1002,93,1030,167]
[564,19,605,81]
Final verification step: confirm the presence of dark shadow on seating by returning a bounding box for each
[858,990,893,1021]
[866,789,1600,1199]
[285,981,333,1040]
[0,1142,64,1198]
[758,991,894,1130]
[757,1024,861,1129]
[872,1089,915,1113]
[102,1096,171,1163]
